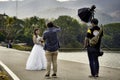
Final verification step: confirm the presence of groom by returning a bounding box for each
[43,22,61,79]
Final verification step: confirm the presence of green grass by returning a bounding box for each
[0,71,10,80]
[12,45,120,52]
[59,48,85,52]
[0,65,13,80]
[12,45,32,51]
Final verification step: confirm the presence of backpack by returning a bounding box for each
[89,25,103,46]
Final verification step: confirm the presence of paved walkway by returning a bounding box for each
[0,46,120,80]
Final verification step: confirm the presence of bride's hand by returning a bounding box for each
[40,42,44,46]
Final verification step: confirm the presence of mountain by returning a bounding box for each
[37,7,76,19]
[0,0,60,17]
[110,10,120,20]
[0,0,120,24]
[36,7,119,24]
[94,10,120,24]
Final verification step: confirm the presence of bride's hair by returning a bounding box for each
[34,28,39,38]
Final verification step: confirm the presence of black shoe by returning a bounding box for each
[95,75,99,77]
[52,74,57,78]
[45,74,50,79]
[89,75,98,79]
[41,69,46,70]
[88,75,94,78]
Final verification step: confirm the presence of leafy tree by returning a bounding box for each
[0,14,120,49]
[102,23,120,48]
[53,16,82,48]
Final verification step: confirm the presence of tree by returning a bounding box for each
[3,16,24,42]
[102,23,120,48]
[22,16,46,45]
[53,16,83,48]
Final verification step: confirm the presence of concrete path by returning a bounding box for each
[0,46,120,80]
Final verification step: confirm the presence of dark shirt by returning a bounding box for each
[43,27,61,52]
[86,26,103,49]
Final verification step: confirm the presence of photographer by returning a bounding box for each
[43,22,61,79]
[84,18,103,78]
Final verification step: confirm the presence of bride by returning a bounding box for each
[26,29,46,70]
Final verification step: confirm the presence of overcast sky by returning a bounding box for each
[0,0,120,20]
[56,0,76,2]
[0,0,23,1]
[0,0,119,12]
[0,0,74,1]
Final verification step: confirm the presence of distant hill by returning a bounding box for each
[0,0,120,24]
[36,7,119,24]
[37,7,76,19]
[102,23,120,48]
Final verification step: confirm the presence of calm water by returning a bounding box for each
[58,51,120,69]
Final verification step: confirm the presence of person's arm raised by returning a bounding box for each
[53,25,61,32]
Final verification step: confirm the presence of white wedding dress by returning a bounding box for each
[26,36,46,70]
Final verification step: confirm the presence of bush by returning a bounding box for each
[12,44,32,51]
[0,33,5,42]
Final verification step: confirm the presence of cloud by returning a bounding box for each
[0,0,9,1]
[56,0,76,2]
[11,0,24,1]
[0,0,23,1]
[111,10,120,19]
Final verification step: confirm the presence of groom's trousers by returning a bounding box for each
[45,50,58,74]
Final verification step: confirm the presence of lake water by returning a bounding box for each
[58,51,120,69]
